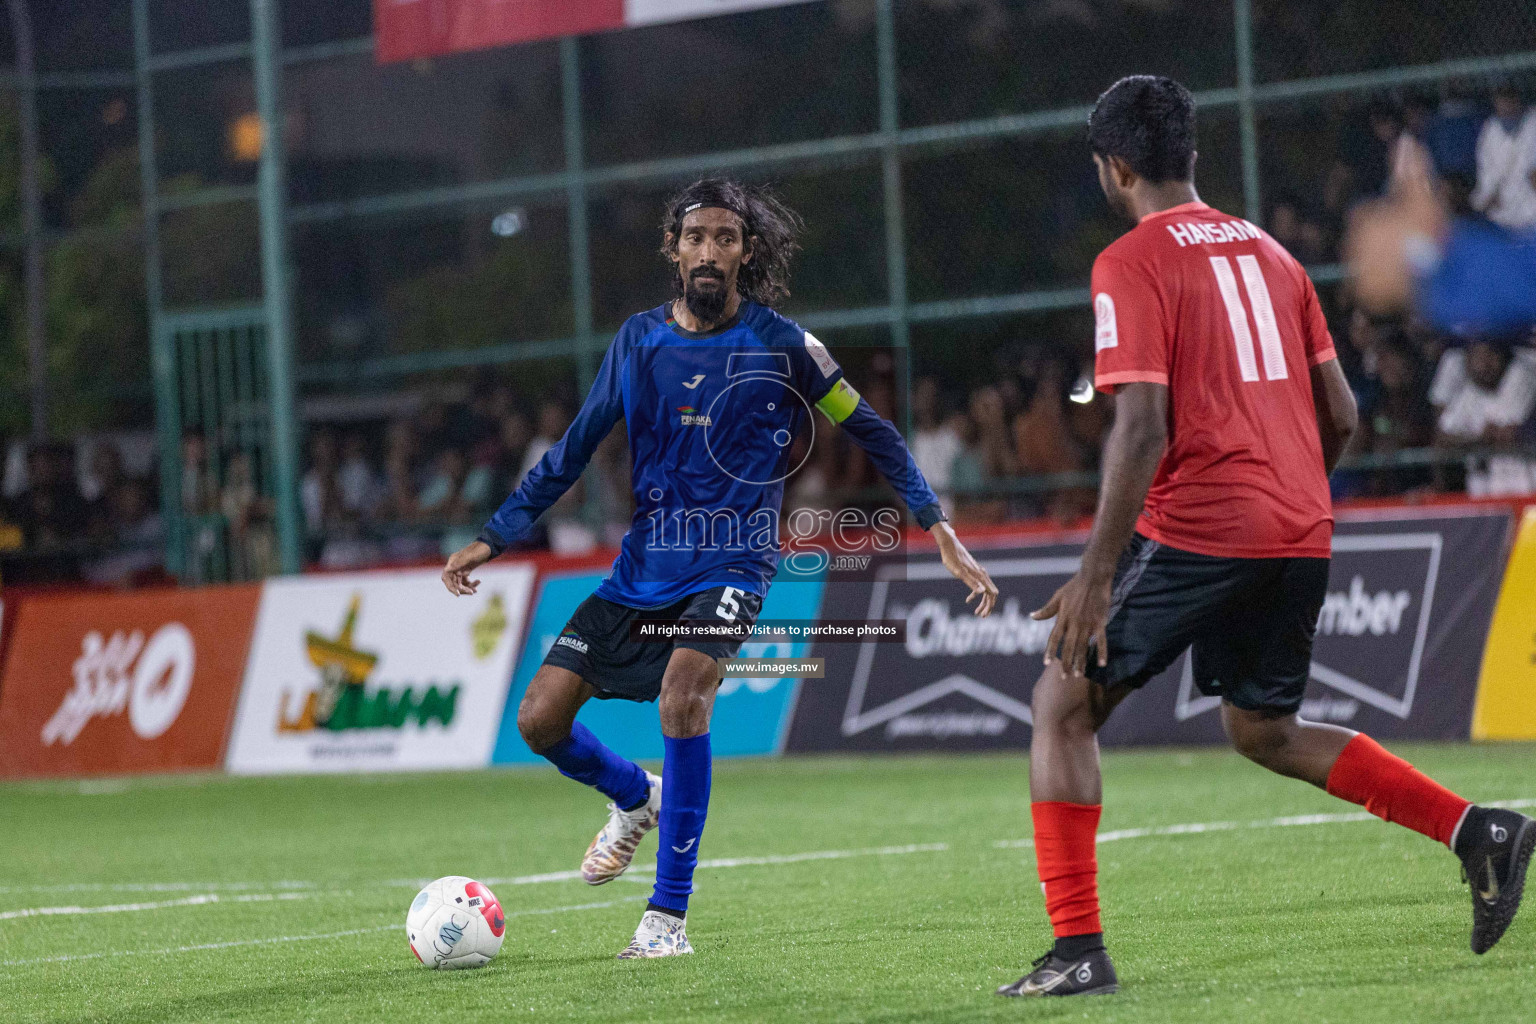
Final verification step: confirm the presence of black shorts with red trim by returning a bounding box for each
[1086,533,1328,714]
[541,584,763,703]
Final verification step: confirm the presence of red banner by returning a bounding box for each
[374,0,623,63]
[0,586,261,777]
[373,0,820,63]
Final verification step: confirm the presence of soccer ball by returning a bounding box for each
[406,875,506,969]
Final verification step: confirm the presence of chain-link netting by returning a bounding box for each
[3,0,1536,580]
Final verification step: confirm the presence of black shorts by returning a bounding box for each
[1087,534,1328,714]
[541,585,764,703]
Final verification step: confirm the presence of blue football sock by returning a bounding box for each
[650,732,712,915]
[539,722,650,810]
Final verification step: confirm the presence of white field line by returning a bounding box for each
[992,796,1536,849]
[695,842,949,870]
[6,796,1535,965]
[0,891,318,921]
[1,925,401,968]
[400,842,954,889]
[0,842,952,906]
[0,896,648,968]
[12,796,1532,907]
[0,880,319,895]
[0,840,949,928]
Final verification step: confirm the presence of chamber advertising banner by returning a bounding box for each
[226,566,534,775]
[493,571,824,764]
[786,510,1510,752]
[0,586,261,777]
[374,0,820,62]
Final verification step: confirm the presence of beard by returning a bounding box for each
[682,269,731,323]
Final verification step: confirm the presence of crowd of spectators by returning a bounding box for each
[5,79,1536,582]
[0,440,164,584]
[1295,80,1536,498]
[1277,81,1536,258]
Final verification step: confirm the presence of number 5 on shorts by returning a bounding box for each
[716,587,743,623]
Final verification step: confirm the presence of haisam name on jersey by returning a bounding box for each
[1163,218,1264,247]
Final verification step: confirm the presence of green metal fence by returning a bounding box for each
[158,305,268,579]
[1,0,1534,581]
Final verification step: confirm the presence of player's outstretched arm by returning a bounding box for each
[441,337,626,596]
[1033,381,1167,676]
[820,383,996,617]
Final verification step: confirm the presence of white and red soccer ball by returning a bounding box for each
[406,876,506,969]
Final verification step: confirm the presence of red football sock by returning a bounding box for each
[1325,734,1471,848]
[1031,801,1102,937]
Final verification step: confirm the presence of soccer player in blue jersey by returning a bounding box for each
[441,179,997,958]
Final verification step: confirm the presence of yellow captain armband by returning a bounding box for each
[815,378,861,424]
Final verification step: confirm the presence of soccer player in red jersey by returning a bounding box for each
[998,76,1534,998]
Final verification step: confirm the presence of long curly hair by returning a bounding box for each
[659,178,803,307]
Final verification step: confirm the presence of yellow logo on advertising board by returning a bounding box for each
[1473,508,1536,740]
[471,593,507,661]
[277,594,459,733]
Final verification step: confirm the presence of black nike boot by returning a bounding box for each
[996,947,1118,997]
[1454,806,1536,954]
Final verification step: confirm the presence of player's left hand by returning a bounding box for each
[441,541,493,596]
[1032,571,1112,677]
[931,522,997,617]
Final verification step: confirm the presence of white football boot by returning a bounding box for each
[617,909,694,959]
[580,771,661,885]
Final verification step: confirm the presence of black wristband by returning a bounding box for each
[475,527,508,559]
[914,502,947,531]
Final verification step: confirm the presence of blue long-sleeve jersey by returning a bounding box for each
[1418,218,1536,335]
[479,301,942,608]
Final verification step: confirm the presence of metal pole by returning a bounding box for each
[251,0,304,574]
[561,35,597,390]
[875,0,912,437]
[1234,0,1262,223]
[6,0,45,439]
[132,0,185,576]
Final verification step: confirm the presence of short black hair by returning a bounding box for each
[1088,75,1197,183]
[660,178,803,306]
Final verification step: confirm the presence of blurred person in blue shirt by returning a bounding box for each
[1349,132,1536,335]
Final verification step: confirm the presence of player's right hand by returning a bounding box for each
[441,541,493,596]
[1032,572,1112,678]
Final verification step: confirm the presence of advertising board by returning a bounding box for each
[225,566,534,774]
[1474,506,1536,740]
[0,586,261,777]
[786,511,1509,751]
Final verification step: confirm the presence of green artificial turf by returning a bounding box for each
[1,744,1533,1023]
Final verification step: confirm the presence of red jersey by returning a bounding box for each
[1092,200,1337,559]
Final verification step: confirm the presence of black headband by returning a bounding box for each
[680,200,748,225]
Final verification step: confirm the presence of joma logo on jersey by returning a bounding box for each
[676,406,713,427]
